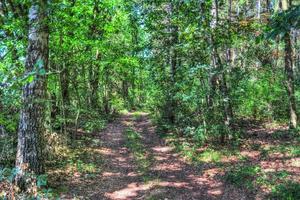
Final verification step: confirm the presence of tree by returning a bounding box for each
[282,0,297,129]
[15,0,49,189]
[271,0,298,128]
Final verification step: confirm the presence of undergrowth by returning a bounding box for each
[125,128,152,178]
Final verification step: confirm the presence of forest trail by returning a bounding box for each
[61,113,246,200]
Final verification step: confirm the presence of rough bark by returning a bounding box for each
[284,32,297,129]
[15,0,49,189]
[280,0,298,128]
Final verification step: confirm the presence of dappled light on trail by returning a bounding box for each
[46,112,300,200]
[56,113,250,200]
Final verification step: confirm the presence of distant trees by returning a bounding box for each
[141,0,300,141]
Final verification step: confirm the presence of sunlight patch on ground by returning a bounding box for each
[158,181,191,188]
[152,162,183,171]
[154,155,169,161]
[207,187,223,196]
[102,172,122,177]
[240,150,261,160]
[104,180,197,200]
[122,120,133,126]
[96,147,115,156]
[104,182,152,200]
[152,146,173,153]
[291,158,300,167]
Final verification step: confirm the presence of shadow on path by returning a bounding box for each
[61,113,248,200]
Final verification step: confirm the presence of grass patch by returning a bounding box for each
[163,134,230,165]
[125,128,152,176]
[225,164,296,195]
[46,135,103,196]
[269,181,300,200]
[132,112,144,121]
[225,165,262,190]
[197,149,222,163]
[261,144,300,157]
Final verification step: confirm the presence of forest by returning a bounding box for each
[0,0,300,199]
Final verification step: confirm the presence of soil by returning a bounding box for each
[57,113,299,200]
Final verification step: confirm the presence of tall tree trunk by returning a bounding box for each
[211,0,233,142]
[165,3,178,124]
[284,32,297,128]
[208,0,219,108]
[89,51,100,110]
[223,0,234,129]
[88,2,101,110]
[168,25,178,124]
[280,0,298,128]
[103,66,110,115]
[89,64,100,109]
[130,11,139,109]
[15,1,49,189]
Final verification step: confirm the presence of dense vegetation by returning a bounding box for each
[1,0,300,199]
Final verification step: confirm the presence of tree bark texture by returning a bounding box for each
[15,0,49,189]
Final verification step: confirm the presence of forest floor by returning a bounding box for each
[49,113,300,200]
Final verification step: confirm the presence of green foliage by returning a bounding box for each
[69,159,97,174]
[198,149,222,163]
[81,119,106,133]
[0,168,55,199]
[1,0,300,197]
[125,128,152,175]
[0,136,16,167]
[269,181,300,200]
[268,6,300,39]
[0,114,17,134]
[0,168,18,183]
[225,165,262,189]
[184,126,207,144]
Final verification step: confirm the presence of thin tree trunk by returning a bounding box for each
[166,3,178,124]
[223,0,234,128]
[208,0,219,109]
[211,0,233,142]
[15,0,49,189]
[284,32,297,128]
[256,0,261,19]
[89,64,100,109]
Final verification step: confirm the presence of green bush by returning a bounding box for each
[0,168,55,199]
[225,165,262,189]
[0,136,16,167]
[269,181,300,200]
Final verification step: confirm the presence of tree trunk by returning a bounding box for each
[256,0,261,19]
[208,0,219,109]
[284,32,297,129]
[211,0,233,143]
[279,0,297,128]
[223,0,234,129]
[89,64,100,109]
[15,1,49,189]
[165,2,178,124]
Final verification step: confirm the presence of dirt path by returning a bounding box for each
[61,113,247,200]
